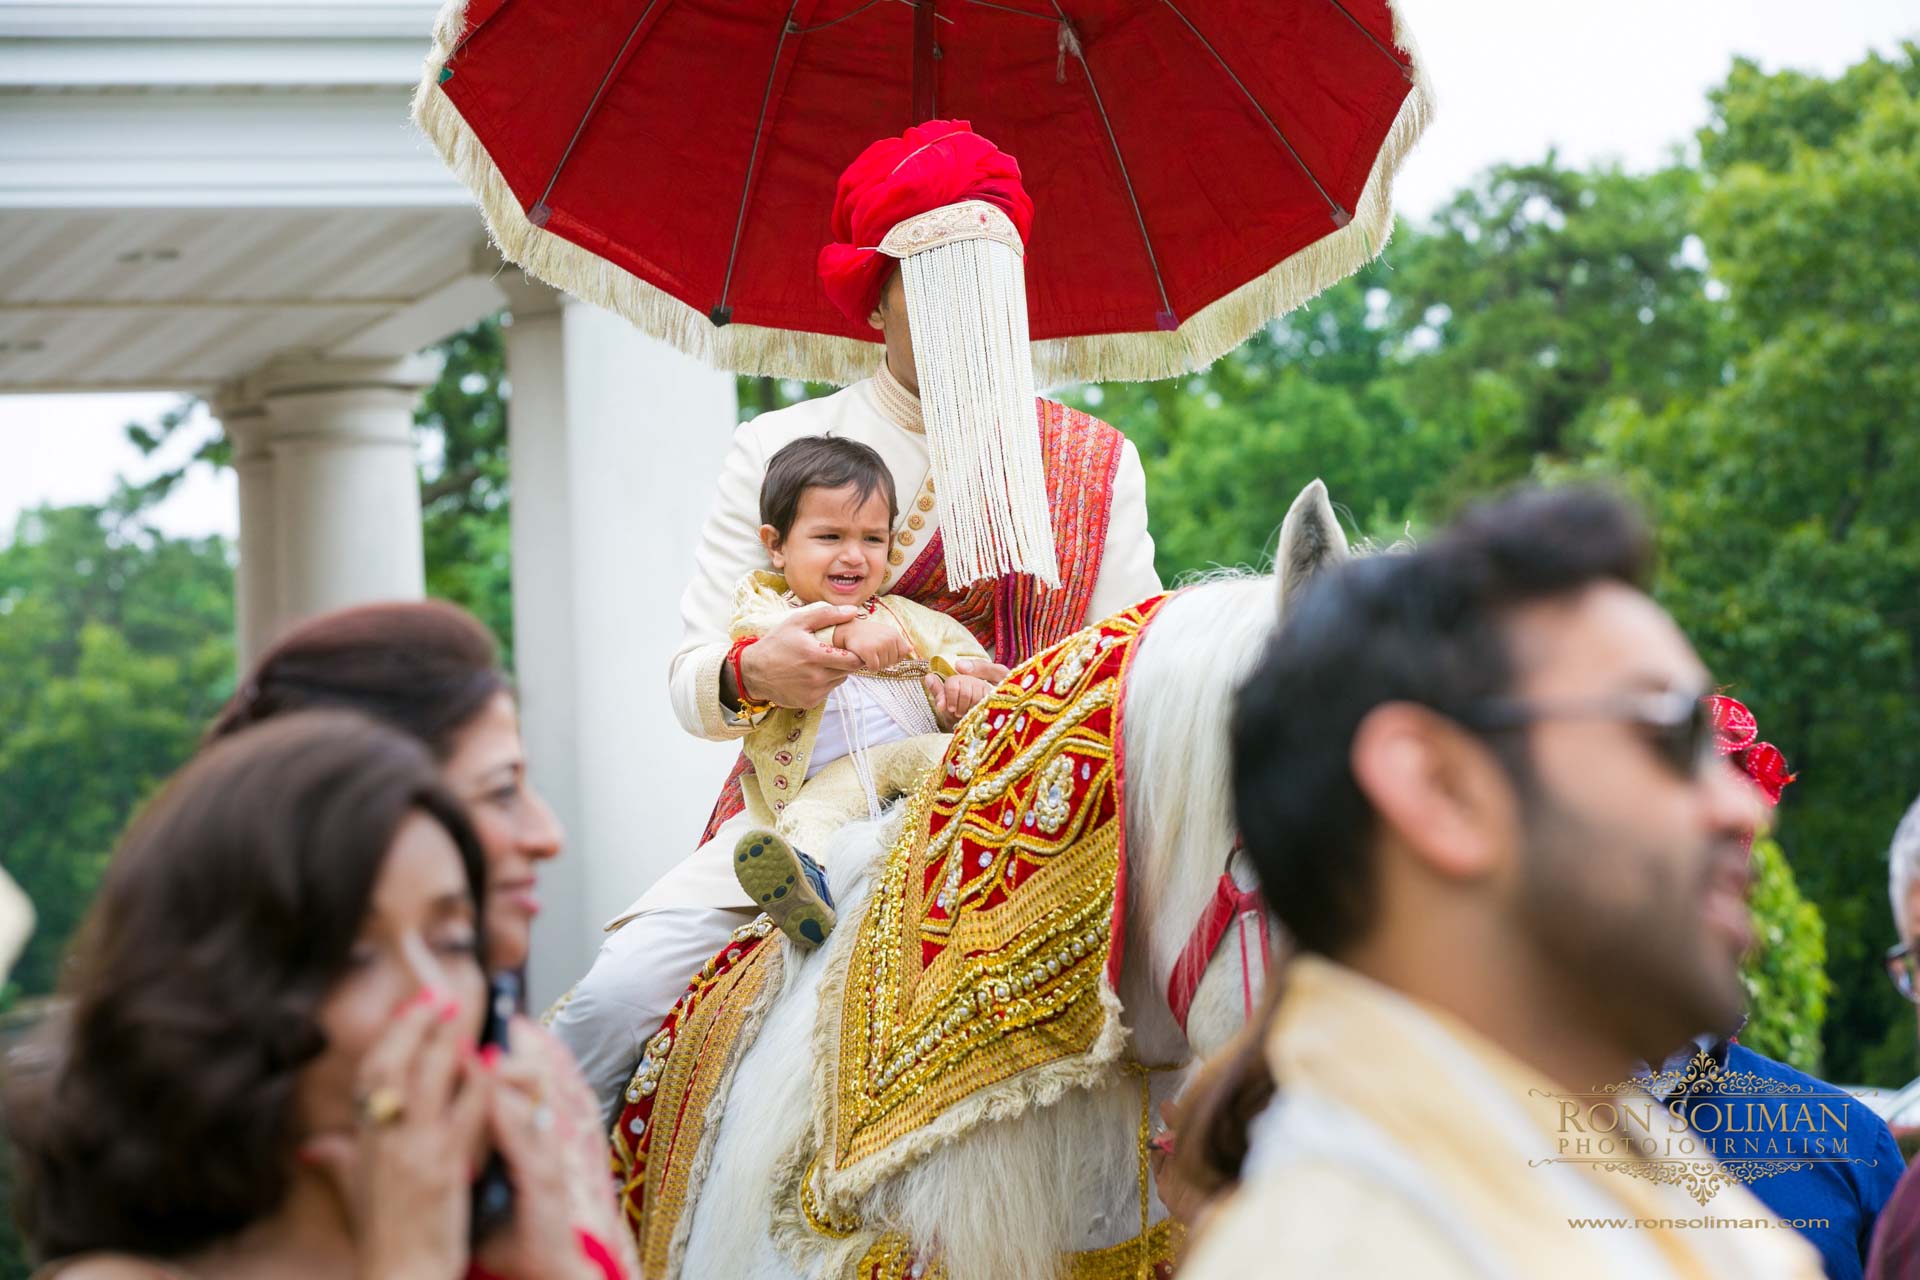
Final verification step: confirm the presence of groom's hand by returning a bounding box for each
[732,603,865,710]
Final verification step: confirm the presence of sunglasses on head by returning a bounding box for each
[1457,688,1719,780]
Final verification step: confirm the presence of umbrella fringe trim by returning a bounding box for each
[1031,48,1434,385]
[411,0,1432,388]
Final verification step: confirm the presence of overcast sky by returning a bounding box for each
[4,0,1914,544]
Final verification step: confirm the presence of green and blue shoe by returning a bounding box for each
[734,829,836,949]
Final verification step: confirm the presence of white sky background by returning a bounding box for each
[1,0,1913,545]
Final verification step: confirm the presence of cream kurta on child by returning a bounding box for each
[729,569,988,854]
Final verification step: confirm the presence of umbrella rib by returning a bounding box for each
[716,0,803,320]
[958,0,1056,23]
[1157,0,1348,224]
[1321,0,1414,75]
[530,0,670,221]
[1051,3,1177,328]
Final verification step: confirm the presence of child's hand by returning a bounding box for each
[835,616,910,671]
[928,673,997,731]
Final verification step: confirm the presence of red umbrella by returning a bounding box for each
[414,0,1430,384]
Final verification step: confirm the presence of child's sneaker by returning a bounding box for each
[734,829,836,948]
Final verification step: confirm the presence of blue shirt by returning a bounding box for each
[1670,1043,1904,1280]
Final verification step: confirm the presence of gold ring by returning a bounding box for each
[359,1086,405,1127]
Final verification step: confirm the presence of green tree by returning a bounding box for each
[0,502,234,1000]
[1586,46,1920,1084]
[418,317,514,662]
[1741,836,1831,1071]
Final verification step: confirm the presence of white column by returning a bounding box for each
[500,276,740,1007]
[251,355,433,623]
[212,388,281,670]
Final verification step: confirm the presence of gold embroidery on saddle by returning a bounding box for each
[826,599,1171,1184]
[846,1219,1181,1280]
[612,915,783,1276]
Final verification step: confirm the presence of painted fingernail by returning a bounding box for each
[438,999,461,1023]
[480,1044,502,1067]
[402,988,437,1012]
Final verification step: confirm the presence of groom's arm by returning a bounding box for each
[668,423,772,741]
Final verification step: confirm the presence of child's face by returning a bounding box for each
[762,483,893,606]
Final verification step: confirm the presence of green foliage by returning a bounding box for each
[1740,837,1830,1072]
[418,317,515,666]
[1063,47,1920,1083]
[0,504,234,999]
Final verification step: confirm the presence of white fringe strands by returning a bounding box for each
[412,0,1433,388]
[899,236,1060,588]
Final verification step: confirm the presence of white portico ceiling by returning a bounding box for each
[0,0,508,394]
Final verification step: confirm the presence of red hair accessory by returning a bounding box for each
[816,120,1036,327]
[1705,694,1796,805]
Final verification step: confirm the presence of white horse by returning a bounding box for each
[663,481,1350,1280]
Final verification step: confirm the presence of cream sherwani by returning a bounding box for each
[551,366,1161,1120]
[667,363,1158,744]
[1180,957,1825,1280]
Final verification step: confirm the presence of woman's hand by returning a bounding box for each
[1148,1096,1213,1228]
[469,1022,603,1280]
[731,604,865,709]
[299,990,489,1280]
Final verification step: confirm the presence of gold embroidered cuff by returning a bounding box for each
[696,645,757,740]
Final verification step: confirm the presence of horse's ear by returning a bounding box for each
[1275,479,1350,616]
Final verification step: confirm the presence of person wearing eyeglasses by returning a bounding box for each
[1866,798,1920,1278]
[1175,486,1823,1278]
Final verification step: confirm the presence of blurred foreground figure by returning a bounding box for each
[1179,488,1822,1278]
[1866,796,1920,1279]
[6,713,623,1280]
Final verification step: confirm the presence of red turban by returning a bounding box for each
[817,120,1036,327]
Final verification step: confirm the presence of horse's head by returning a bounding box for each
[1118,479,1349,1063]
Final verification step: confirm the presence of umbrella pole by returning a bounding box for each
[911,0,938,122]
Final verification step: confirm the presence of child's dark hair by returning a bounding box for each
[760,436,898,542]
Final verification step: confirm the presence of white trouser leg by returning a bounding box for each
[548,902,759,1127]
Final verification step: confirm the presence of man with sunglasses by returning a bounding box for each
[1180,486,1822,1278]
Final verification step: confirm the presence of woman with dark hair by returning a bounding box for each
[206,600,560,976]
[6,712,613,1278]
[198,601,636,1276]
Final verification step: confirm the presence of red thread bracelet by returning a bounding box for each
[728,636,760,704]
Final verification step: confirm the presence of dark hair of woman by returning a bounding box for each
[207,599,508,760]
[5,710,489,1264]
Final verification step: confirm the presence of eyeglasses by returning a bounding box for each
[1887,943,1920,1003]
[1457,688,1719,780]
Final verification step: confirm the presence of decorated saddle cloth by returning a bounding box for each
[697,400,1127,845]
[610,595,1177,1279]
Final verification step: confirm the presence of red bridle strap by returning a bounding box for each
[1167,872,1270,1036]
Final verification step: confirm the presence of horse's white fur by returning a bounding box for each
[676,482,1351,1280]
